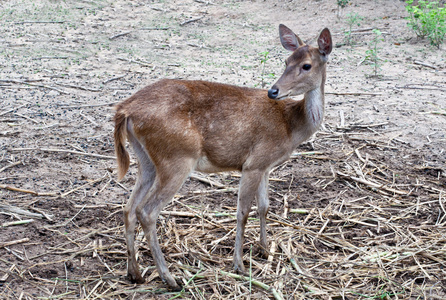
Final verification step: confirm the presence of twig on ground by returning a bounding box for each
[180,16,204,26]
[2,219,34,227]
[0,79,68,94]
[54,82,101,92]
[28,207,54,221]
[117,57,152,67]
[61,176,106,198]
[335,27,388,35]
[192,187,238,194]
[0,265,16,281]
[425,111,446,116]
[140,27,170,30]
[190,173,226,188]
[103,75,126,84]
[58,102,118,109]
[32,56,68,60]
[0,103,28,117]
[110,31,132,40]
[14,113,39,124]
[15,21,65,24]
[0,184,58,197]
[10,147,116,160]
[326,91,382,96]
[413,60,438,70]
[220,270,284,300]
[395,84,446,91]
[194,0,214,4]
[337,171,408,195]
[79,111,99,127]
[0,161,22,173]
[0,238,30,249]
[0,204,47,218]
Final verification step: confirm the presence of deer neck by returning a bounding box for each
[303,84,324,129]
[288,78,325,147]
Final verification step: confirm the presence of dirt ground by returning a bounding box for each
[1,0,445,299]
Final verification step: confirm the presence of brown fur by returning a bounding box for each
[113,25,332,290]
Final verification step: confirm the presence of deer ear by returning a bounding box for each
[279,24,304,52]
[318,28,332,57]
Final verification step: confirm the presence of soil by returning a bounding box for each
[0,0,445,299]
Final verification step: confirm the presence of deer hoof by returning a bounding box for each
[256,245,270,259]
[162,277,182,292]
[169,281,182,292]
[233,262,247,275]
[127,272,145,284]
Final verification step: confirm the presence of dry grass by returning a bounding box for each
[1,122,445,299]
[1,0,445,299]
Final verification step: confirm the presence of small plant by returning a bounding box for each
[344,12,363,46]
[405,0,446,48]
[365,29,384,77]
[336,0,351,18]
[258,51,275,88]
[337,0,350,9]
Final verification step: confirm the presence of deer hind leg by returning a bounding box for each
[124,130,156,284]
[136,158,195,290]
[257,171,270,257]
[233,169,265,273]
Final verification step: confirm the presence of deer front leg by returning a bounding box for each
[257,171,270,257]
[233,170,264,273]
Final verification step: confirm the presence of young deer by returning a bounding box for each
[114,24,332,289]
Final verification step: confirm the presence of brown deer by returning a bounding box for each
[114,24,332,289]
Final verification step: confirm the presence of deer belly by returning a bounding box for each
[194,156,237,173]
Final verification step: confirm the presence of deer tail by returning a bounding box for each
[114,110,130,181]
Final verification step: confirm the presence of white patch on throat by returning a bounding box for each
[305,88,324,128]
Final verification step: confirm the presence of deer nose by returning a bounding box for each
[268,88,279,99]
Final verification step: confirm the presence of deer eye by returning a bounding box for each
[302,64,312,71]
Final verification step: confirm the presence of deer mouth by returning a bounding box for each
[275,93,291,100]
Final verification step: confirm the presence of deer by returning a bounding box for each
[114,24,332,290]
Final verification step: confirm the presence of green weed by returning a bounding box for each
[405,0,446,48]
[365,29,384,77]
[336,0,351,18]
[337,0,350,9]
[344,12,363,46]
[258,51,275,88]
